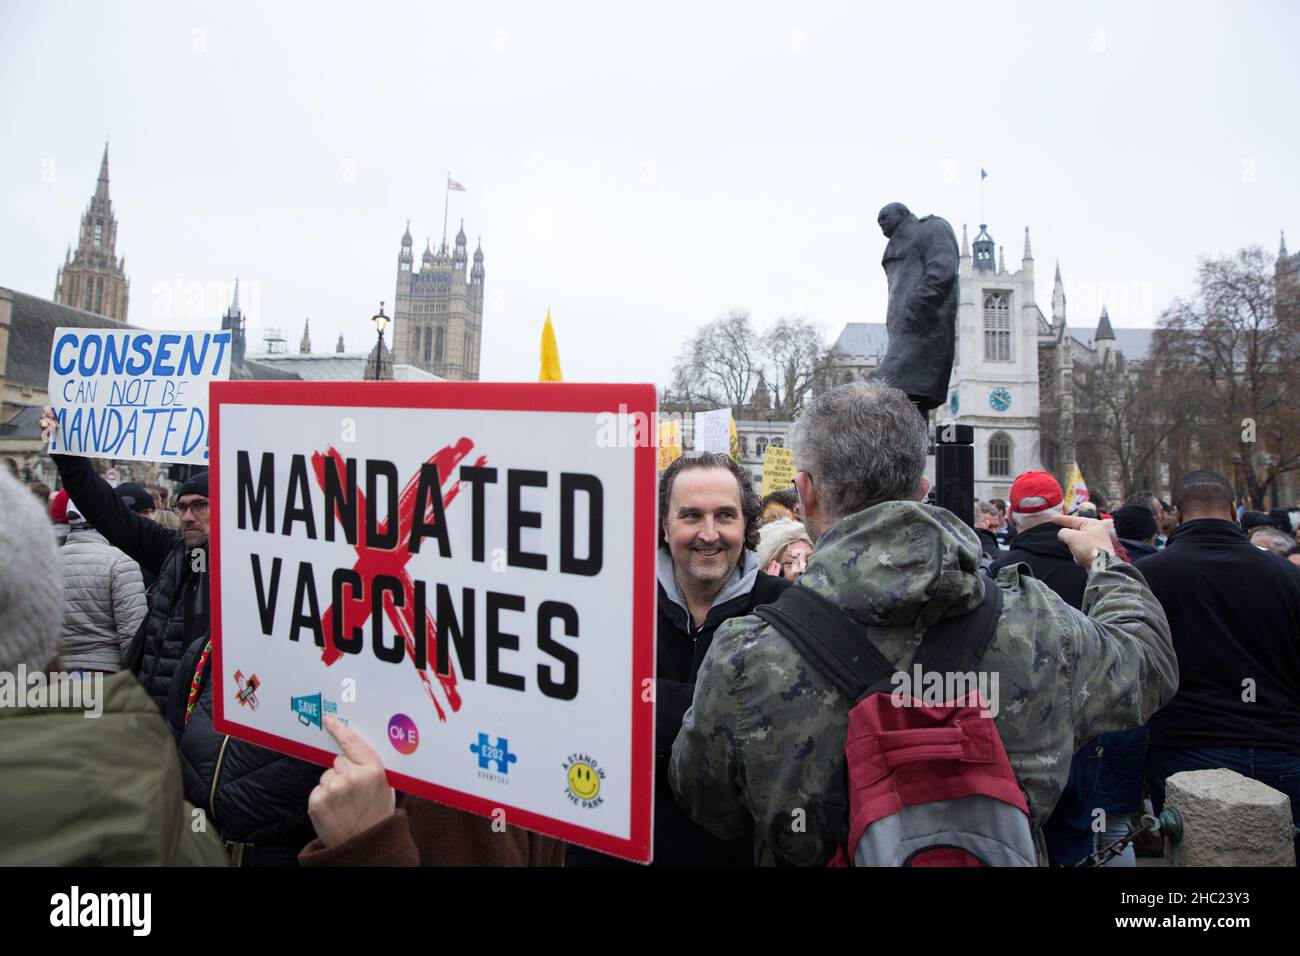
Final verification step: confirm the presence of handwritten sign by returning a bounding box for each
[760,445,796,496]
[46,328,232,465]
[693,408,732,455]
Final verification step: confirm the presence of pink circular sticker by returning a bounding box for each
[387,713,419,755]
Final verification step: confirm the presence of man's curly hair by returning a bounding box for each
[658,452,762,552]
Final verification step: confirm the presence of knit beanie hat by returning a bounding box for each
[1113,504,1157,542]
[756,517,813,570]
[0,468,63,671]
[176,471,209,501]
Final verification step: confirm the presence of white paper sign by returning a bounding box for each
[693,407,732,454]
[46,327,232,465]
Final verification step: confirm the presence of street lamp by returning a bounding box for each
[371,301,390,381]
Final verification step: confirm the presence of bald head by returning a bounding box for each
[877,203,912,238]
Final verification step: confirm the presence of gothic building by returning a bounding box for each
[54,144,130,322]
[393,220,485,380]
[826,220,1154,500]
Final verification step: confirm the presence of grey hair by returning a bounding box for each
[788,380,927,520]
[1012,502,1063,531]
[1250,526,1294,556]
[977,501,1001,519]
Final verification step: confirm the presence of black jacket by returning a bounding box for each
[1119,538,1158,561]
[168,633,320,862]
[567,552,790,866]
[53,455,320,863]
[974,527,1002,561]
[1137,519,1300,755]
[988,522,1087,610]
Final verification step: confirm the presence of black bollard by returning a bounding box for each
[934,422,974,529]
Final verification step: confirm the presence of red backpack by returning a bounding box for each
[755,579,1037,866]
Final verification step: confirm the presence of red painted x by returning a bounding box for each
[311,440,487,723]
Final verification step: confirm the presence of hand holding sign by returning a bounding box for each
[307,715,396,848]
[39,406,58,442]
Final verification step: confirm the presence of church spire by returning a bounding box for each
[95,141,110,202]
[998,245,1006,274]
[300,317,312,354]
[54,142,129,321]
[1022,226,1033,261]
[1051,259,1067,325]
[961,223,969,257]
[1095,304,1115,341]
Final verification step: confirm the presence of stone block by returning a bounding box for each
[1164,768,1295,867]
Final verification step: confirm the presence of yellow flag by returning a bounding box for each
[539,309,562,382]
[1062,462,1090,513]
[729,416,741,463]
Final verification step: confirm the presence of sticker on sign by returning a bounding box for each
[209,382,656,863]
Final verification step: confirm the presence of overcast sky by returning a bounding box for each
[2,1,1297,386]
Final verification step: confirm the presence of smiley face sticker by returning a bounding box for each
[562,753,607,809]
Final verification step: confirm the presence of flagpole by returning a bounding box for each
[442,171,450,250]
[980,165,985,224]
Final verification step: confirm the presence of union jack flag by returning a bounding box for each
[447,178,466,191]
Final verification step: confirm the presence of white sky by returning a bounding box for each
[2,0,1297,386]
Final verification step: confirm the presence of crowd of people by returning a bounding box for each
[2,384,1298,867]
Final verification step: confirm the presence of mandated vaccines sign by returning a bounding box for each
[210,382,657,862]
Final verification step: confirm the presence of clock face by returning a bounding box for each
[989,387,1012,412]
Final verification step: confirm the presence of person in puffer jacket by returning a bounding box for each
[43,406,323,866]
[59,500,146,673]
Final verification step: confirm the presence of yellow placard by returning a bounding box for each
[657,420,682,471]
[760,445,796,497]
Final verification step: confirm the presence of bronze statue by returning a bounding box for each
[872,202,960,415]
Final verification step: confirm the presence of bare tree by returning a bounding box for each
[670,309,760,408]
[1158,246,1300,506]
[1071,349,1202,500]
[759,316,832,419]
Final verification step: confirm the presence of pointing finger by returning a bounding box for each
[323,714,382,767]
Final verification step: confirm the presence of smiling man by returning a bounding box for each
[566,452,789,866]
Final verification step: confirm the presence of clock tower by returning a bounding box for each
[944,222,1044,499]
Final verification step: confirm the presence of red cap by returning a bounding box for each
[49,488,69,524]
[1010,471,1063,514]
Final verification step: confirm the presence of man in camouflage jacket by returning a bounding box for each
[670,381,1178,866]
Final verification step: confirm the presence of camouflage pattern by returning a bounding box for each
[669,500,1178,866]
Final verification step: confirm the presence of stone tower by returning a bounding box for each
[54,143,130,321]
[393,217,485,380]
[946,222,1044,499]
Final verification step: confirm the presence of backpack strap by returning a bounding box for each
[910,577,1004,675]
[754,586,896,702]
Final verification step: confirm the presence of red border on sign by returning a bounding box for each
[209,381,657,863]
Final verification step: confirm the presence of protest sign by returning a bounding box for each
[693,407,732,454]
[657,419,682,471]
[210,382,657,862]
[760,445,796,496]
[46,328,232,465]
